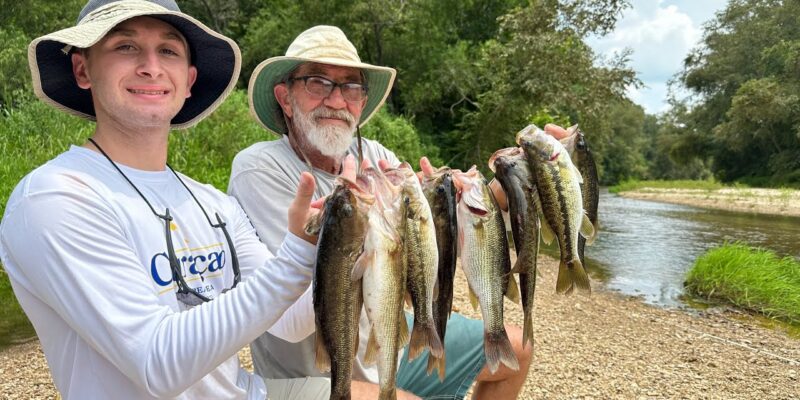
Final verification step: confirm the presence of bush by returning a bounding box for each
[360,108,443,170]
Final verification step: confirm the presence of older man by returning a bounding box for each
[229,25,532,399]
[0,1,347,398]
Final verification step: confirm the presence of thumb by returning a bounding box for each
[420,156,435,177]
[288,172,317,242]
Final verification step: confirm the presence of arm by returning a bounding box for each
[0,182,315,397]
[229,168,318,342]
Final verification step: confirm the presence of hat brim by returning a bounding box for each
[248,56,396,136]
[28,4,241,129]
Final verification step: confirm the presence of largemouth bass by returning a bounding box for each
[517,125,595,295]
[354,168,409,400]
[559,125,599,266]
[454,167,520,374]
[421,166,458,380]
[395,163,443,363]
[311,177,373,400]
[489,147,539,349]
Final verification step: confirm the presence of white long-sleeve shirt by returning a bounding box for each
[0,146,316,399]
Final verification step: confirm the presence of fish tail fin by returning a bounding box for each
[522,308,535,350]
[484,330,520,374]
[505,273,521,304]
[408,321,444,361]
[556,259,591,295]
[314,332,331,373]
[426,353,447,382]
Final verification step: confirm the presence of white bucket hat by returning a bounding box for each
[248,25,397,136]
[28,0,241,129]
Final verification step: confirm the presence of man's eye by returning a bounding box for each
[116,44,136,51]
[161,48,179,56]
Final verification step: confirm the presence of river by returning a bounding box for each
[554,189,800,307]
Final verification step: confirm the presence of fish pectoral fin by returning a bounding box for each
[579,213,596,245]
[540,219,555,245]
[505,274,521,304]
[314,332,331,373]
[351,249,373,280]
[363,327,379,366]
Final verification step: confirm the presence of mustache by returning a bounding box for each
[310,107,356,125]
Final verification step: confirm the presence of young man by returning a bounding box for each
[0,1,350,398]
[229,25,533,399]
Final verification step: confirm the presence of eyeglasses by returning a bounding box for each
[287,75,368,102]
[87,138,240,308]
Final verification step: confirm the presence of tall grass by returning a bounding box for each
[609,179,729,193]
[685,243,800,324]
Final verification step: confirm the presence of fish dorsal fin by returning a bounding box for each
[580,213,596,245]
[363,327,379,366]
[314,332,331,373]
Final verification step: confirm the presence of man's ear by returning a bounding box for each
[274,83,293,118]
[185,65,198,98]
[72,52,91,89]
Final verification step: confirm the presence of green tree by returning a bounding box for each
[678,0,800,186]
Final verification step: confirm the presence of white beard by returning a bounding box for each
[290,98,357,157]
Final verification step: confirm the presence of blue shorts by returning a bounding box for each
[396,312,485,400]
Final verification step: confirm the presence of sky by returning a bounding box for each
[587,0,729,115]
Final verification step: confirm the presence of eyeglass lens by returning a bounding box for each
[297,76,367,102]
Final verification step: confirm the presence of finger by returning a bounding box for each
[361,158,372,171]
[419,156,435,176]
[310,198,325,209]
[544,123,569,140]
[341,154,356,181]
[378,159,392,171]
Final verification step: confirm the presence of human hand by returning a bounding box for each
[290,155,358,243]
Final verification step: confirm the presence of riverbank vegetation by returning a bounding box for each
[686,243,800,325]
[609,179,728,193]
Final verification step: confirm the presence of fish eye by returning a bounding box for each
[436,186,445,194]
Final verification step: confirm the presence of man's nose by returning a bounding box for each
[323,86,347,109]
[136,50,165,78]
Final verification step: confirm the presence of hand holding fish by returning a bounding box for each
[289,154,358,244]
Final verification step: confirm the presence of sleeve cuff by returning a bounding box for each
[279,232,317,266]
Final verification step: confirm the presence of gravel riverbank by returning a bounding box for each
[618,187,800,218]
[2,255,798,399]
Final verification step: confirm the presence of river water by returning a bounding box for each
[555,189,800,308]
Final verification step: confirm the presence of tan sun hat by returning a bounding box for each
[248,25,396,136]
[28,0,241,129]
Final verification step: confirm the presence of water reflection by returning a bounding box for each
[570,189,800,307]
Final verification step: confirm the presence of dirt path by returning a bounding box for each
[2,256,798,399]
[618,187,800,217]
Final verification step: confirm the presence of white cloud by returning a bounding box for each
[587,0,728,114]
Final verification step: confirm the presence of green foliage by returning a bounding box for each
[360,108,442,170]
[685,243,800,324]
[169,90,272,191]
[0,28,34,108]
[676,0,800,186]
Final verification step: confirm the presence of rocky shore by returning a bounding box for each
[2,255,798,399]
